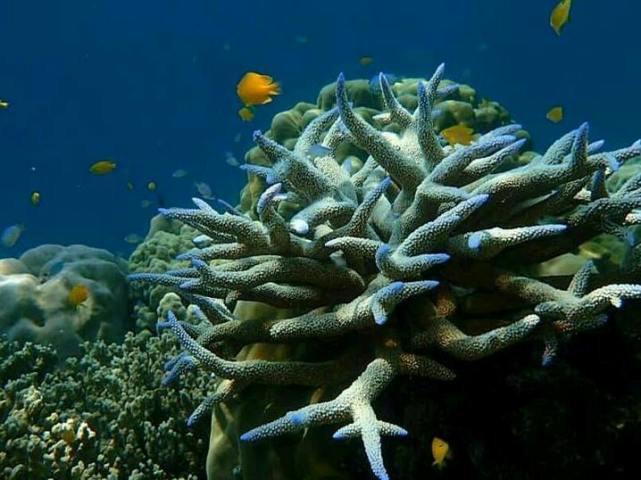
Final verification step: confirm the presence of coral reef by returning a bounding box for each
[0,331,209,479]
[129,215,196,330]
[239,74,521,214]
[0,244,129,357]
[130,65,641,479]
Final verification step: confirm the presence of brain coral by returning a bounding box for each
[131,65,641,480]
[0,244,129,358]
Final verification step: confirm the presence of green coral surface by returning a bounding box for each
[0,332,209,479]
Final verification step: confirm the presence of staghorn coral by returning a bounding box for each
[130,64,641,480]
[238,73,522,215]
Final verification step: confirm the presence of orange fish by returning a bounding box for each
[68,284,90,307]
[359,56,374,66]
[236,72,280,106]
[89,159,117,175]
[431,437,453,469]
[441,124,474,145]
[238,106,255,121]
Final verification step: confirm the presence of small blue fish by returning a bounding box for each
[225,151,240,167]
[307,144,332,158]
[172,169,188,178]
[624,228,638,248]
[194,182,215,199]
[1,224,25,248]
[239,164,279,185]
[342,158,353,175]
[369,73,400,93]
[603,153,620,172]
[39,260,66,282]
[124,233,144,244]
[48,260,66,276]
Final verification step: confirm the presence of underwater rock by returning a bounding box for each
[0,244,129,358]
[131,66,641,480]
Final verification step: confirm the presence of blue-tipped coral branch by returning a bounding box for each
[129,63,641,479]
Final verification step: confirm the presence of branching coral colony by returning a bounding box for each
[130,64,641,480]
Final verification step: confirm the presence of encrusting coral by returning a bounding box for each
[130,64,641,480]
[128,214,196,331]
[0,331,209,479]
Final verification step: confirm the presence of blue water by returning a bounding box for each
[0,0,638,255]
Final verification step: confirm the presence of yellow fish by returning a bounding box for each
[441,124,474,145]
[30,191,41,206]
[0,99,9,109]
[89,160,117,175]
[550,0,571,36]
[431,437,452,469]
[546,106,564,123]
[68,284,90,307]
[236,72,280,106]
[238,106,255,121]
[359,56,374,66]
[147,181,157,191]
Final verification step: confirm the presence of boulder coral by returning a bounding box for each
[0,244,129,358]
[130,64,641,480]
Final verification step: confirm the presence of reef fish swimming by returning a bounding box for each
[236,72,280,106]
[550,0,572,35]
[194,181,215,199]
[546,106,564,123]
[0,99,9,109]
[30,191,41,206]
[307,144,332,158]
[124,233,144,244]
[225,151,239,167]
[68,283,90,307]
[238,106,254,121]
[89,159,117,175]
[1,224,24,247]
[440,124,475,145]
[369,73,400,93]
[431,437,452,469]
[172,169,188,178]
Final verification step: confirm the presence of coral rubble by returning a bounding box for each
[131,65,641,479]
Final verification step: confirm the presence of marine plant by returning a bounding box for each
[130,64,641,480]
